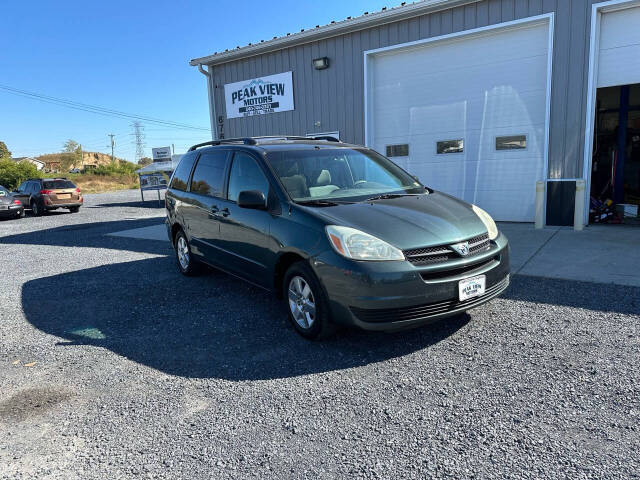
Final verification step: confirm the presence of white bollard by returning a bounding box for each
[574,179,586,231]
[535,181,545,229]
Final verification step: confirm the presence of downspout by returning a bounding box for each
[197,64,218,140]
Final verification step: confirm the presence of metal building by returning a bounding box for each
[190,0,640,226]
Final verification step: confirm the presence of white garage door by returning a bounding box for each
[366,20,551,221]
[597,6,640,88]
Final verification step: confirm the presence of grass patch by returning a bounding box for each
[72,173,139,194]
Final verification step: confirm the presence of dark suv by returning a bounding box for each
[166,137,509,339]
[13,178,83,216]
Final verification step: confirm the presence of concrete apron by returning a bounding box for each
[500,223,640,287]
[108,222,640,287]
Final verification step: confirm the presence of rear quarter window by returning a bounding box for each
[170,152,197,191]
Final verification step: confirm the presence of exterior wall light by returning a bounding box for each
[312,57,329,70]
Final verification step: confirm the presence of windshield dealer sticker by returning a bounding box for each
[224,71,294,119]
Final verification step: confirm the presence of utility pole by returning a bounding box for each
[79,143,83,169]
[132,121,146,163]
[171,143,175,155]
[108,134,115,163]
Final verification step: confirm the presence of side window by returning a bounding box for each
[32,182,41,193]
[190,151,229,197]
[170,152,197,191]
[228,152,270,202]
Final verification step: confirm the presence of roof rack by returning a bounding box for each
[188,138,257,151]
[188,135,342,151]
[308,135,340,142]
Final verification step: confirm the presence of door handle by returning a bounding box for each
[219,207,230,217]
[208,205,219,219]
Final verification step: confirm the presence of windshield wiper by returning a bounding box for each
[296,199,342,207]
[364,193,422,202]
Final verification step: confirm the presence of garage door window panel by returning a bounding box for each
[436,139,464,154]
[496,135,527,151]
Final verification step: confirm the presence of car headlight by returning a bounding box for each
[472,205,498,240]
[325,225,405,261]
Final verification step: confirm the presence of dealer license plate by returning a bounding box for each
[0,205,8,210]
[458,275,486,301]
[57,193,71,199]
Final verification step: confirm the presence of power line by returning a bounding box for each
[0,84,210,131]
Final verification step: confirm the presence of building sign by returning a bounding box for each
[224,71,294,119]
[152,146,172,162]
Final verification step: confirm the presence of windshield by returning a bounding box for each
[266,148,425,203]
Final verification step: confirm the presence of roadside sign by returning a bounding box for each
[152,147,172,162]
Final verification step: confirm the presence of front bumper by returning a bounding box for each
[312,232,510,331]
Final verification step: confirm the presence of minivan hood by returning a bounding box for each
[304,192,488,250]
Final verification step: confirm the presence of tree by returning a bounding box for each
[0,141,11,160]
[0,159,41,190]
[137,157,152,166]
[62,139,83,169]
[63,139,80,153]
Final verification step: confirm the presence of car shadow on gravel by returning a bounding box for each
[0,218,169,254]
[21,255,471,380]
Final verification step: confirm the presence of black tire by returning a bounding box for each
[69,206,80,213]
[31,200,43,217]
[283,261,335,339]
[174,229,201,276]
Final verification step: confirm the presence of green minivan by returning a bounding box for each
[166,136,510,339]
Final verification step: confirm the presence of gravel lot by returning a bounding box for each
[1,189,639,479]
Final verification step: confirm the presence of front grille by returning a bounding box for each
[420,256,498,281]
[468,233,491,255]
[350,275,509,324]
[404,233,490,265]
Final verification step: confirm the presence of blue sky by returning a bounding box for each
[1,0,391,160]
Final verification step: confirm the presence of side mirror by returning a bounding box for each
[237,190,267,210]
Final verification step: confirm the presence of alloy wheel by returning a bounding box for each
[288,276,316,329]
[177,235,190,270]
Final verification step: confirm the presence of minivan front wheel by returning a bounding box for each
[174,230,200,276]
[284,261,334,339]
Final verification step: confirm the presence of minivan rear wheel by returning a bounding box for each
[174,229,201,276]
[283,261,334,339]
